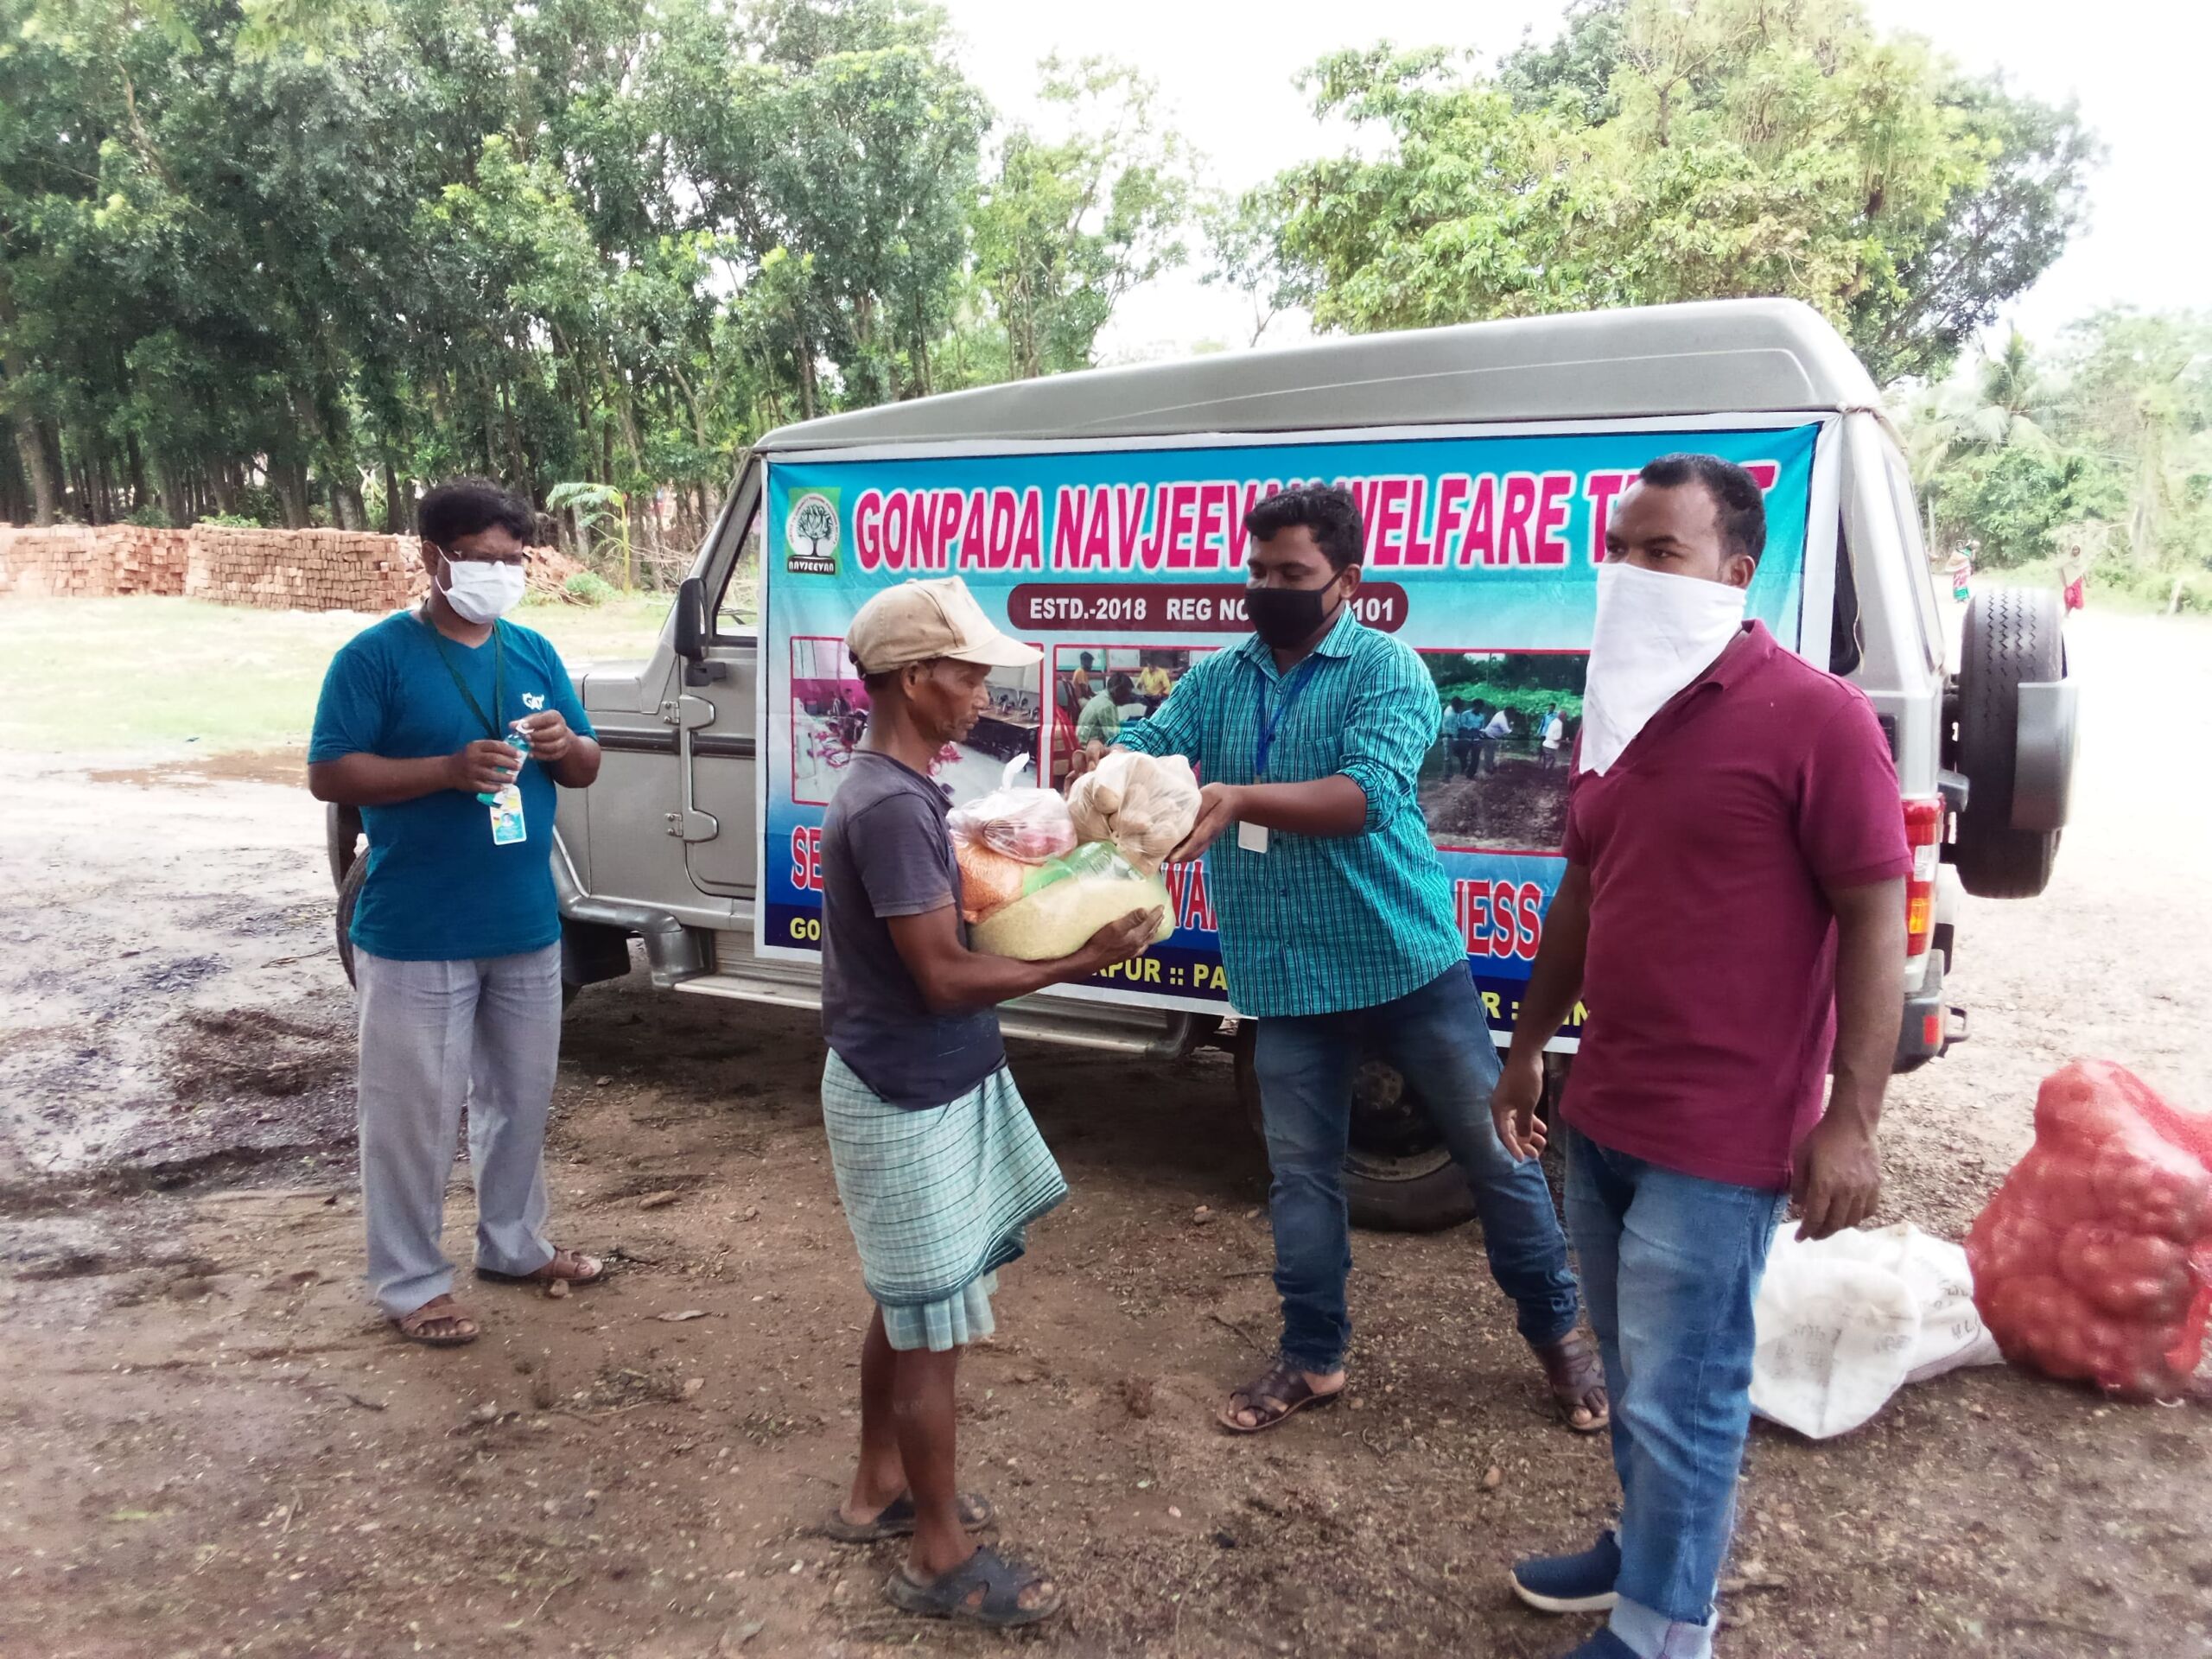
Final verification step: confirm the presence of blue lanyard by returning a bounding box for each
[1255,658,1322,779]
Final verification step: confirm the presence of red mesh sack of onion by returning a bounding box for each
[1965,1060,2212,1401]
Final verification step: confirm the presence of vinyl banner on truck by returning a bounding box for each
[758,417,1830,1041]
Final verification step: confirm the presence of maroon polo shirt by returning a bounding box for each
[1561,620,1911,1191]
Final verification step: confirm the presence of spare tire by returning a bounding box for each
[1954,587,2064,899]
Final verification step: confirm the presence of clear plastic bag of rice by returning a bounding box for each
[969,841,1176,961]
[947,755,1078,864]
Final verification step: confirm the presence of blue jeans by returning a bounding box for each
[1251,967,1581,1372]
[1567,1130,1787,1659]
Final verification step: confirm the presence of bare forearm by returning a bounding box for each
[1506,867,1590,1065]
[1826,880,1907,1128]
[1230,775,1369,839]
[308,754,453,807]
[920,946,1100,1014]
[548,737,601,788]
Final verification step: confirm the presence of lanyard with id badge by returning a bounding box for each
[1238,657,1322,855]
[426,620,531,846]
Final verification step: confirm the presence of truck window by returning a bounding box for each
[714,501,761,638]
[1884,445,1944,671]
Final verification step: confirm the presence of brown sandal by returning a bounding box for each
[477,1247,606,1287]
[1218,1357,1345,1434]
[1533,1327,1611,1432]
[394,1294,480,1347]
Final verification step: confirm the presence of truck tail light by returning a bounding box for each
[1904,798,1942,960]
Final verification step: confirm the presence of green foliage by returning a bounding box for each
[563,569,617,607]
[1269,0,2092,385]
[123,501,172,527]
[1897,310,2212,580]
[0,0,1179,534]
[972,57,1195,379]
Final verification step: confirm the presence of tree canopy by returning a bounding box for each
[0,0,1192,556]
[1268,0,2095,385]
[0,0,2136,591]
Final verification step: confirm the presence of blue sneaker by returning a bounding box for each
[1559,1630,1637,1658]
[1510,1529,1621,1614]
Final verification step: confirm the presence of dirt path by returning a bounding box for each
[2,613,2209,1658]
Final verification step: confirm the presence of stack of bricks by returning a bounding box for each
[183,527,425,613]
[0,525,191,598]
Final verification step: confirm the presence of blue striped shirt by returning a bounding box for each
[1119,608,1467,1018]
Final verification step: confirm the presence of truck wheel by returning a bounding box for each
[1954,587,2064,899]
[1232,1023,1478,1234]
[335,854,577,1007]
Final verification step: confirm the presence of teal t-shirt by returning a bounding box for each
[308,610,595,962]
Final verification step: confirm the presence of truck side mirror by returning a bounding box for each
[675,575,707,663]
[674,575,727,685]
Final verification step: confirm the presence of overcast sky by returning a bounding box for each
[936,0,2209,363]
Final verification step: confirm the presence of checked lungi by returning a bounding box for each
[820,1050,1068,1351]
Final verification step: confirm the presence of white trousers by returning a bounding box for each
[353,944,561,1318]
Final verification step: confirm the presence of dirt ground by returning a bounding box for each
[3,609,2211,1659]
[1419,758,1571,853]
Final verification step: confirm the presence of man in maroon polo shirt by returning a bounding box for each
[1491,454,1911,1659]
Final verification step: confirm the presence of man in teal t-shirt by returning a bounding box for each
[308,479,607,1346]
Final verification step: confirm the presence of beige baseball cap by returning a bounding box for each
[846,576,1041,675]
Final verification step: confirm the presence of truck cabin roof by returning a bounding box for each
[750,299,1879,455]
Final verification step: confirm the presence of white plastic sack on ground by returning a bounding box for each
[1749,1222,2002,1439]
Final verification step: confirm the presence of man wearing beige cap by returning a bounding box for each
[810,575,1159,1629]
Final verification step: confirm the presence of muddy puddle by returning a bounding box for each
[0,756,353,1195]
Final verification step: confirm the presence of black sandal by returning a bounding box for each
[1533,1327,1611,1433]
[815,1490,994,1544]
[1218,1357,1345,1434]
[886,1545,1064,1628]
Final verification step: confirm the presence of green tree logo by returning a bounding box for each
[785,491,841,574]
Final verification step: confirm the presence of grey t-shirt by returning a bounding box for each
[819,750,1006,1109]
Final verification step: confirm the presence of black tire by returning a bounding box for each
[1232,1022,1478,1233]
[1954,587,2064,899]
[336,852,579,1008]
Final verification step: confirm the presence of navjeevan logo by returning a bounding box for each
[785,489,841,575]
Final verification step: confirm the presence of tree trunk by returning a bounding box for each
[274,460,311,529]
[0,275,58,524]
[382,458,404,533]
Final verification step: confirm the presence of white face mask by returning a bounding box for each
[440,557,527,624]
[1577,560,1748,776]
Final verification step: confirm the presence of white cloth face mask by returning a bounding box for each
[1577,560,1748,776]
[441,558,528,624]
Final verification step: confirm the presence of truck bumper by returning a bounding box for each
[1894,946,1966,1073]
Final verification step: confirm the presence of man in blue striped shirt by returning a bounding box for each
[1087,485,1606,1435]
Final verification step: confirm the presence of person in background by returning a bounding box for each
[1067,652,1097,705]
[1947,543,1974,602]
[1112,671,1147,722]
[1137,658,1175,712]
[813,576,1159,1630]
[1444,696,1478,779]
[1484,702,1516,771]
[307,478,607,1347]
[1077,484,1608,1439]
[1492,454,1910,1659]
[1541,705,1567,771]
[1077,671,1129,748]
[2058,543,2090,613]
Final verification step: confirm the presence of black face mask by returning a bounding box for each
[1245,580,1339,649]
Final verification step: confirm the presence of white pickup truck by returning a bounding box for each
[330,299,2077,1231]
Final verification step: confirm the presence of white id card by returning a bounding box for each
[488,783,528,845]
[1236,822,1269,854]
